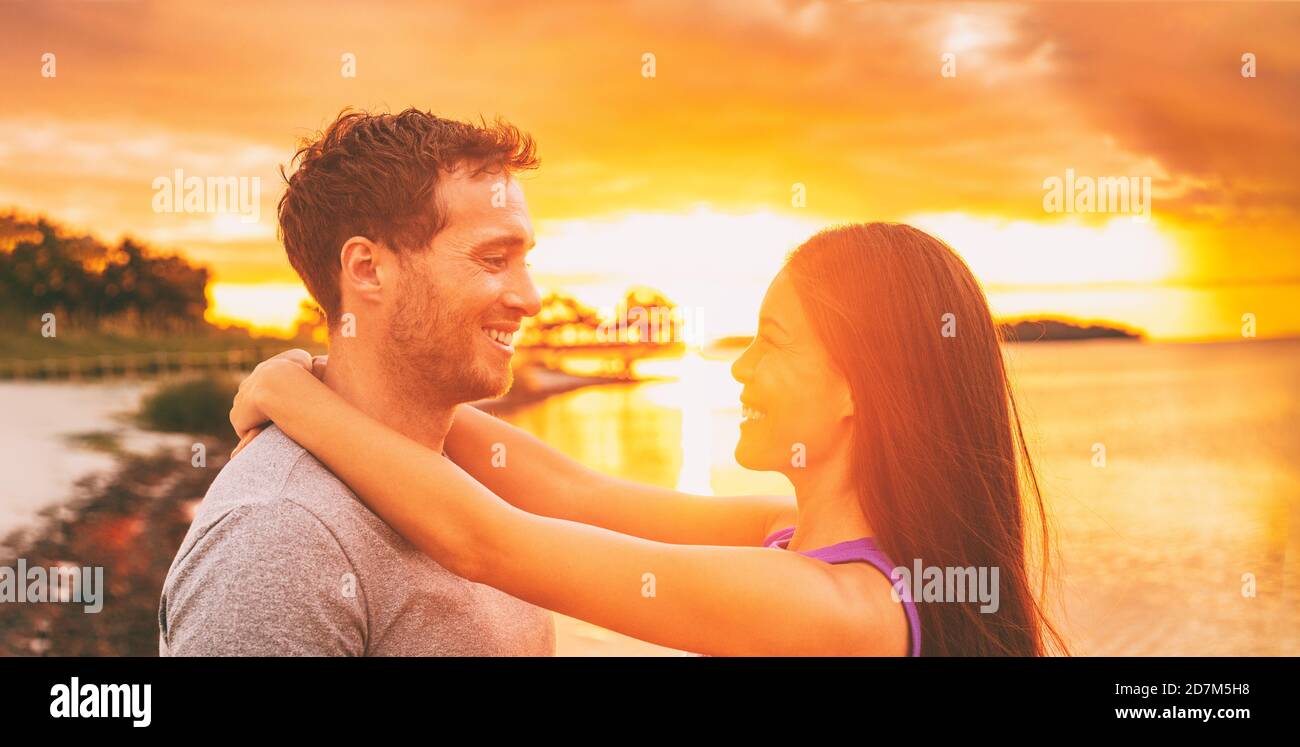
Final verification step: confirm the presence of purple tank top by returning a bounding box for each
[763,526,922,657]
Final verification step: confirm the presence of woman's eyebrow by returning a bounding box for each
[759,316,788,335]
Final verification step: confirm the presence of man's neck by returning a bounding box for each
[322,339,454,453]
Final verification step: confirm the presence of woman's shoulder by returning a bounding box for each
[826,560,913,656]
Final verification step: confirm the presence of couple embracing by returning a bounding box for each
[159,108,1065,657]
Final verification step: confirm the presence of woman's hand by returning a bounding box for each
[230,349,327,456]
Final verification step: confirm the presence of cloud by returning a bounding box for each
[1022,2,1300,218]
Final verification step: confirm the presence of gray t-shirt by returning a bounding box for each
[158,425,555,656]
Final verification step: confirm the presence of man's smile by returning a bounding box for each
[482,324,520,354]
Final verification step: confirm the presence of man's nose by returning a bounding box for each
[505,268,543,318]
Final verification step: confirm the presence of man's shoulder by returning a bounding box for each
[160,427,557,656]
[195,425,369,532]
[166,425,400,584]
[169,427,338,561]
[159,426,379,655]
[210,424,348,499]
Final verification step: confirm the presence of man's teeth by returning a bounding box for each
[742,405,767,421]
[484,328,517,346]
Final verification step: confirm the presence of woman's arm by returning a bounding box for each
[244,362,907,656]
[446,404,795,546]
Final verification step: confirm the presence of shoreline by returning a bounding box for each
[474,364,639,413]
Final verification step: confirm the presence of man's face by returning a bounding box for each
[381,167,540,405]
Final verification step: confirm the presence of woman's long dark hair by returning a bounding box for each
[786,223,1068,656]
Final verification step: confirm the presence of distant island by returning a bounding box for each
[708,319,1140,351]
[997,319,1141,342]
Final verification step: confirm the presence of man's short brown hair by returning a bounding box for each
[277,108,538,323]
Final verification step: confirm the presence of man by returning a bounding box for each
[158,109,554,655]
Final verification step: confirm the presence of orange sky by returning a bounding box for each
[1,0,1297,339]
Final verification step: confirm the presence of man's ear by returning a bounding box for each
[339,236,385,305]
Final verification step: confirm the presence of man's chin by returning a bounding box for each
[488,370,514,400]
[464,365,513,403]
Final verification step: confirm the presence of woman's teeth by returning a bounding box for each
[742,405,767,422]
[483,328,517,347]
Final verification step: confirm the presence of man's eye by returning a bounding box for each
[484,256,508,268]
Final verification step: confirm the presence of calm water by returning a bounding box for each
[0,379,193,538]
[503,339,1300,656]
[2,340,1296,655]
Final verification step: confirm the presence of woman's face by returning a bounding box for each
[730,268,854,475]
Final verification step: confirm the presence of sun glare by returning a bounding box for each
[206,282,311,336]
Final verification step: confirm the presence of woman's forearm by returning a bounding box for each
[446,404,793,546]
[445,405,601,519]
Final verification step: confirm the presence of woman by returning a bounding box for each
[230,222,1068,656]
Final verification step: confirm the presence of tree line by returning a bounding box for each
[0,212,209,334]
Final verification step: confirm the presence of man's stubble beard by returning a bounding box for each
[382,273,513,407]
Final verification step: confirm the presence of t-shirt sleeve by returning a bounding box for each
[160,500,367,656]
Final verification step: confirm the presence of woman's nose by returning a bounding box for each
[731,345,754,383]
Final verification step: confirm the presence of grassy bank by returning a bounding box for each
[0,327,325,381]
[0,326,316,360]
